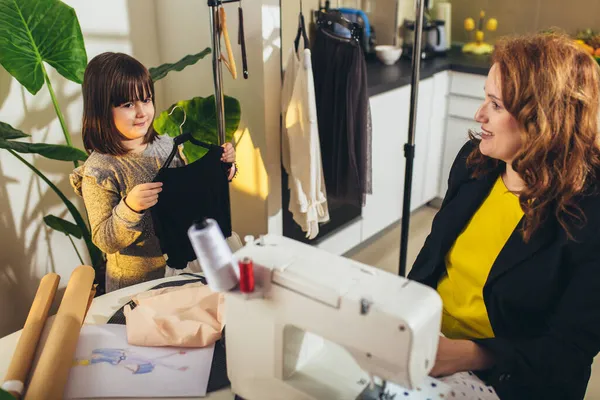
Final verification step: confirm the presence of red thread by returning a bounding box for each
[239,257,255,293]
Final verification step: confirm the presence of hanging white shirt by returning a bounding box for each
[281,46,329,239]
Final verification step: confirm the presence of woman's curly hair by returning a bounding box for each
[467,33,600,241]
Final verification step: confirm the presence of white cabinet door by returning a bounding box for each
[439,116,478,198]
[423,71,449,203]
[362,86,410,241]
[439,72,486,199]
[410,77,434,211]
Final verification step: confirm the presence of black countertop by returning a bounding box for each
[367,46,492,97]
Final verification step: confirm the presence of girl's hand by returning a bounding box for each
[221,142,236,163]
[124,182,163,212]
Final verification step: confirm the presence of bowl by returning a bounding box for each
[375,45,402,65]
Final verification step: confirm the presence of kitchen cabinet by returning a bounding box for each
[362,72,447,243]
[361,85,410,241]
[439,72,485,198]
[410,77,434,211]
[440,117,478,196]
[423,71,449,204]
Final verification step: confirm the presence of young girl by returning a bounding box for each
[70,52,236,293]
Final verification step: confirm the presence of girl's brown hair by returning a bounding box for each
[467,33,600,241]
[82,52,157,156]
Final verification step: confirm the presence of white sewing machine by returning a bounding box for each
[223,234,442,400]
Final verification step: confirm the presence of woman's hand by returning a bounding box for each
[124,182,163,212]
[221,142,236,163]
[430,336,494,378]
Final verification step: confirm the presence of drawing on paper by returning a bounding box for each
[64,324,214,398]
[74,348,189,374]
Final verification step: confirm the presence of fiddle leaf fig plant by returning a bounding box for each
[153,95,240,163]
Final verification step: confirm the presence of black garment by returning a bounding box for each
[409,141,600,400]
[311,26,372,208]
[151,146,231,269]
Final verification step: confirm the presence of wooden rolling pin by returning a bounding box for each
[1,273,60,399]
[25,265,95,400]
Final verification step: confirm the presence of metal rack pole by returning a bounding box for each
[209,1,226,145]
[398,0,426,277]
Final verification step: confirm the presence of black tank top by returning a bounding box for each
[151,145,232,269]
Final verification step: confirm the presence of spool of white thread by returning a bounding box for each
[188,219,239,292]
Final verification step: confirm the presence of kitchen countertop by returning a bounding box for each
[367,46,491,97]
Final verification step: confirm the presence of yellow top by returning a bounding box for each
[437,176,524,340]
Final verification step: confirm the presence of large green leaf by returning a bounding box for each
[153,95,241,163]
[149,48,212,82]
[0,0,87,95]
[0,139,88,162]
[0,121,30,139]
[0,388,15,400]
[9,148,103,269]
[44,214,82,239]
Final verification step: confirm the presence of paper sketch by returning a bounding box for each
[64,324,214,399]
[74,348,190,374]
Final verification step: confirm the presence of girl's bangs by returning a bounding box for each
[111,65,153,106]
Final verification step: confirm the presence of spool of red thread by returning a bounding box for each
[238,257,255,293]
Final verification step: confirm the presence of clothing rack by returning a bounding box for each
[207,0,239,226]
[207,0,423,275]
[207,0,241,145]
[398,0,427,277]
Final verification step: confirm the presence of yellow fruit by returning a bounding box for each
[480,10,486,19]
[464,18,475,31]
[580,43,595,55]
[575,39,585,45]
[486,18,498,32]
[475,30,485,42]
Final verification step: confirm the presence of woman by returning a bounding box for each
[409,33,600,399]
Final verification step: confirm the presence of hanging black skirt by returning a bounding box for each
[151,147,232,269]
[311,27,372,208]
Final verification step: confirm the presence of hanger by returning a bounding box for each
[159,106,217,171]
[170,105,187,137]
[316,9,361,42]
[294,0,310,52]
[218,5,238,79]
[238,0,248,79]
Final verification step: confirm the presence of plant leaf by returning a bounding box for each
[0,388,16,400]
[0,121,30,140]
[149,48,212,82]
[0,0,87,95]
[153,95,241,163]
[43,214,82,239]
[0,140,88,162]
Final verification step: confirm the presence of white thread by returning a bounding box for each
[1,380,24,395]
[188,219,238,292]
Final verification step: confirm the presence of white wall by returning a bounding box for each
[0,0,282,337]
